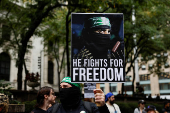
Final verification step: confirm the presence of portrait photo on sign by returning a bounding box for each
[71,13,125,83]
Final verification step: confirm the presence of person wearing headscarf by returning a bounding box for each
[74,16,124,60]
[105,92,121,113]
[48,77,110,113]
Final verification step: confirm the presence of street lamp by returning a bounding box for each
[38,56,41,89]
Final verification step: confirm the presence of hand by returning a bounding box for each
[93,89,105,107]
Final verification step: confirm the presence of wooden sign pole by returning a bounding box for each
[95,83,100,106]
[96,83,100,89]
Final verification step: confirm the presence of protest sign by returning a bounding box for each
[71,13,125,83]
[84,83,96,98]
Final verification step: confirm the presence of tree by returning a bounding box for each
[104,0,170,95]
[42,0,112,89]
[1,0,68,90]
[1,0,112,90]
[42,8,67,90]
[0,0,33,90]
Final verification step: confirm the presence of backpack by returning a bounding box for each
[51,101,92,113]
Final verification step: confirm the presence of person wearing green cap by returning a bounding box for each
[48,77,110,113]
[73,15,124,59]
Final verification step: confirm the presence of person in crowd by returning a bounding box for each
[134,100,146,113]
[145,108,156,113]
[117,91,122,97]
[146,105,159,113]
[156,94,160,100]
[162,101,170,113]
[105,92,121,113]
[148,94,152,99]
[31,86,56,113]
[48,77,110,113]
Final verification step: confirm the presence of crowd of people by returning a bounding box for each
[134,100,170,113]
[30,76,170,113]
[31,77,110,113]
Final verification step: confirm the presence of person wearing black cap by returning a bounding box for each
[134,100,146,113]
[145,108,156,113]
[145,105,158,113]
[48,77,110,113]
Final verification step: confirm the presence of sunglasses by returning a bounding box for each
[141,103,145,105]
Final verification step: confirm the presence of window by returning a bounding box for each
[148,55,153,60]
[163,52,168,57]
[141,65,146,70]
[140,74,150,81]
[157,54,161,58]
[141,84,150,91]
[0,52,10,81]
[157,54,162,62]
[164,62,169,68]
[100,83,105,92]
[148,64,153,70]
[109,84,117,92]
[124,85,132,91]
[159,72,170,79]
[159,83,170,90]
[125,76,131,82]
[48,61,54,84]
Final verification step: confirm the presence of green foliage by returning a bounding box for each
[0,80,12,96]
[42,8,67,82]
[10,100,22,104]
[128,102,139,110]
[104,0,170,75]
[117,102,134,113]
[102,0,170,94]
[1,0,70,90]
[42,8,67,55]
[23,100,36,113]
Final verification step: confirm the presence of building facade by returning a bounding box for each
[102,51,170,99]
[0,35,67,92]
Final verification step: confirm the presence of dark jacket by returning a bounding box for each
[31,108,47,113]
[162,108,170,113]
[48,100,109,113]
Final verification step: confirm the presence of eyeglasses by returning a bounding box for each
[141,103,145,105]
